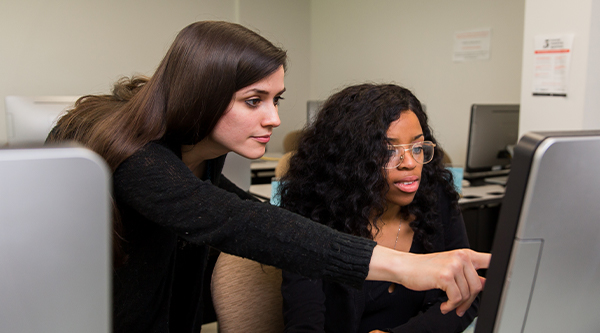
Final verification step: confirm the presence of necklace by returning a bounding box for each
[393,222,401,249]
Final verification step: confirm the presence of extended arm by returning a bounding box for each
[113,143,374,287]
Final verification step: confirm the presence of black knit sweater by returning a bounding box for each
[111,142,376,332]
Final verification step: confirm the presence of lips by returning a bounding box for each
[394,177,420,193]
[253,134,271,143]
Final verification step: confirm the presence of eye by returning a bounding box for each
[387,147,397,157]
[274,96,284,106]
[245,98,261,107]
[412,146,423,154]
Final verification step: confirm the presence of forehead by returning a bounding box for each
[386,111,423,143]
[237,66,285,95]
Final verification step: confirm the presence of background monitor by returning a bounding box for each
[464,104,519,183]
[306,100,324,126]
[0,145,110,332]
[222,152,251,191]
[474,130,600,332]
[5,95,79,145]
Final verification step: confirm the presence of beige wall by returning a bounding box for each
[0,0,233,143]
[309,0,525,166]
[0,0,531,162]
[519,0,600,136]
[0,0,311,154]
[237,0,311,153]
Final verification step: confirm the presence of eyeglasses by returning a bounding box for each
[385,141,436,169]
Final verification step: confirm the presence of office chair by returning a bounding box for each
[211,253,284,332]
[282,130,302,153]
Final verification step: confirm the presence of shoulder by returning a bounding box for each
[429,184,466,248]
[138,141,177,157]
[119,142,179,168]
[114,142,187,189]
[434,183,457,219]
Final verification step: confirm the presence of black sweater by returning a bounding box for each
[281,188,479,333]
[111,142,376,332]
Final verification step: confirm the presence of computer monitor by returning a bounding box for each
[474,130,600,332]
[464,104,519,184]
[5,95,79,145]
[0,144,110,332]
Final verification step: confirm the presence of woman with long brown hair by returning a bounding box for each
[47,21,488,332]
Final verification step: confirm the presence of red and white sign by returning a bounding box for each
[532,34,574,97]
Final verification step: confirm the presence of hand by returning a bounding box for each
[367,246,490,316]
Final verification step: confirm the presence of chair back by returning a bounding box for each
[211,253,284,332]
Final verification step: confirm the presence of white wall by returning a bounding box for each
[0,0,234,143]
[309,0,525,166]
[0,0,531,162]
[0,0,311,154]
[519,0,600,136]
[237,0,311,153]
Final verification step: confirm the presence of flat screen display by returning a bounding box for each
[464,104,519,181]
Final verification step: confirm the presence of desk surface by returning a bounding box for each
[459,184,505,208]
[250,153,282,171]
[250,183,505,207]
[250,160,279,171]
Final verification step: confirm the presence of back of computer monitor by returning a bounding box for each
[475,130,600,332]
[5,96,79,145]
[0,145,110,332]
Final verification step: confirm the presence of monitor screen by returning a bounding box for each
[474,130,600,332]
[5,95,79,145]
[464,104,519,181]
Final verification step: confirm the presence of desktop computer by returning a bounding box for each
[474,130,600,332]
[0,145,110,332]
[4,95,79,145]
[464,104,519,186]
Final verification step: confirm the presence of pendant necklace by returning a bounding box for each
[393,222,401,249]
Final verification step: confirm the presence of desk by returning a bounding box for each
[249,183,504,252]
[459,184,504,208]
[250,154,281,184]
[249,183,272,201]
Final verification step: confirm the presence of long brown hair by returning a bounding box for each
[47,21,288,266]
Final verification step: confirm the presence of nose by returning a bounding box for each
[397,148,417,170]
[262,104,281,128]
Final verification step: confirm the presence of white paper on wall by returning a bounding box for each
[453,28,492,62]
[532,34,574,97]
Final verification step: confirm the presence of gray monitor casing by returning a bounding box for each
[464,104,519,180]
[0,145,110,332]
[475,130,600,332]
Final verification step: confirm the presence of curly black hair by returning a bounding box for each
[278,84,459,252]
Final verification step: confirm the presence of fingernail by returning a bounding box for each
[458,311,465,317]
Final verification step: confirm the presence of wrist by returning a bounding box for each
[366,245,411,284]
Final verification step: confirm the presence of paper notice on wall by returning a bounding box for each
[453,28,491,62]
[532,34,574,97]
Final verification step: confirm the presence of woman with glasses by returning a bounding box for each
[279,83,478,333]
